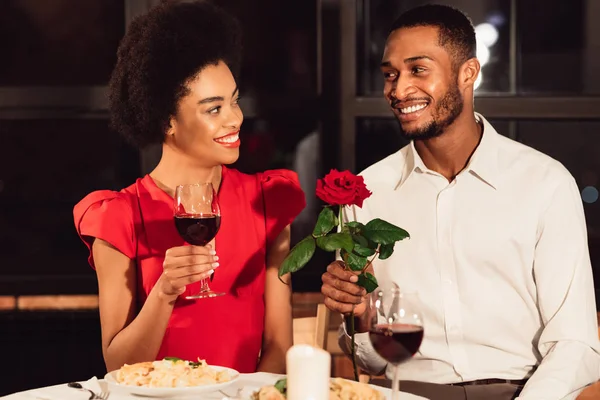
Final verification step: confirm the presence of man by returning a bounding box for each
[321,4,600,400]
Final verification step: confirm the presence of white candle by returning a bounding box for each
[286,344,331,400]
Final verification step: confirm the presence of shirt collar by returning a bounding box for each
[394,112,499,190]
[466,113,499,190]
[393,141,426,190]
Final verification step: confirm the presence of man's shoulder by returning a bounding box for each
[494,133,573,183]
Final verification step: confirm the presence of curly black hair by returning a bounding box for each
[389,4,476,70]
[109,0,242,148]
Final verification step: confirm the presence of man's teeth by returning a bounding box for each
[400,104,427,114]
[215,134,239,143]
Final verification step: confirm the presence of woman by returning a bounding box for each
[73,0,305,374]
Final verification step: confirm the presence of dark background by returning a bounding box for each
[1,0,600,395]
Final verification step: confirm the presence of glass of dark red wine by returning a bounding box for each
[173,183,223,299]
[368,288,424,400]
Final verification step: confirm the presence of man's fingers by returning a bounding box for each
[322,273,366,296]
[327,262,359,283]
[321,283,364,305]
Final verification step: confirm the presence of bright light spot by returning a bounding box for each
[475,23,499,47]
[474,71,483,90]
[477,42,490,66]
[582,186,599,204]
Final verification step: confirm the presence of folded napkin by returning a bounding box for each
[23,377,120,400]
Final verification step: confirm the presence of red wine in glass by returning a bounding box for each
[369,323,424,365]
[368,289,424,400]
[174,214,221,246]
[173,183,224,299]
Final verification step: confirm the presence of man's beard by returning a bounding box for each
[395,81,463,141]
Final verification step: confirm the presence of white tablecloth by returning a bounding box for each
[1,372,428,400]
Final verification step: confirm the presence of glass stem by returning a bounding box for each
[199,278,210,292]
[391,365,400,400]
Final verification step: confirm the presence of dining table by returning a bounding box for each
[0,372,430,400]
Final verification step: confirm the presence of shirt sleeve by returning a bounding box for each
[260,169,307,248]
[73,190,136,268]
[517,173,600,400]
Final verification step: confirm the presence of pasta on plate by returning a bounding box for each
[115,358,232,388]
[252,377,384,400]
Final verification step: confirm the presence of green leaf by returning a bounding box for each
[278,236,316,277]
[342,250,368,271]
[164,357,201,368]
[351,234,369,247]
[352,234,377,257]
[316,232,354,253]
[353,241,376,257]
[357,272,378,293]
[274,378,287,394]
[363,219,410,245]
[378,243,395,260]
[312,207,337,237]
[345,221,366,234]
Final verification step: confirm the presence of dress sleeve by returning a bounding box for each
[73,190,136,269]
[260,169,307,247]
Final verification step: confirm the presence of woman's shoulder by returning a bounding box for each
[232,167,306,246]
[72,178,146,267]
[73,179,143,221]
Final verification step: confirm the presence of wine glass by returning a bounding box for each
[367,288,424,400]
[173,182,224,299]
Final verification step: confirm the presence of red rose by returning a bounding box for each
[315,169,372,208]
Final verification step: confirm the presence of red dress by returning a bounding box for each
[73,166,306,373]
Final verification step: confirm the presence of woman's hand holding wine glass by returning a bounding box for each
[157,244,220,301]
[172,182,224,299]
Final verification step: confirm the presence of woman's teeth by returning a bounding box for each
[400,103,428,114]
[215,133,239,143]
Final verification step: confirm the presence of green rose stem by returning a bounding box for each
[350,304,359,382]
[339,205,360,382]
[349,250,378,382]
[340,205,379,382]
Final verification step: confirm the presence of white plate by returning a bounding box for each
[236,384,393,400]
[235,385,427,400]
[104,365,240,398]
[233,377,427,400]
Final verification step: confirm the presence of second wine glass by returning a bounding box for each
[173,182,224,299]
[367,288,424,400]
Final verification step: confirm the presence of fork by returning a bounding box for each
[67,382,110,400]
[218,388,243,399]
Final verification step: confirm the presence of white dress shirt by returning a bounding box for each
[338,114,600,399]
